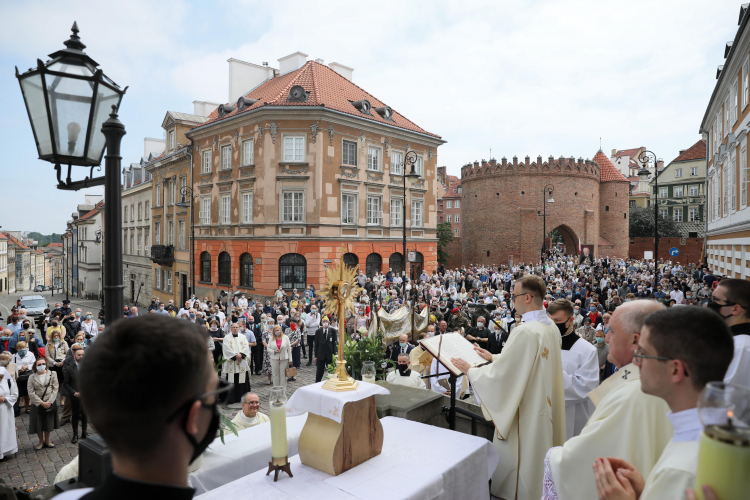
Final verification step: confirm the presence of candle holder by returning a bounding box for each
[694,382,750,500]
[266,456,293,482]
[268,386,292,482]
[362,361,376,383]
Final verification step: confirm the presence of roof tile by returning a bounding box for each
[671,139,706,163]
[593,150,629,183]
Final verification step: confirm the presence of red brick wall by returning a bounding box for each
[443,237,462,269]
[599,180,630,259]
[461,157,602,266]
[629,237,704,264]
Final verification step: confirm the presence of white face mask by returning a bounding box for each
[0,360,9,367]
[37,365,46,373]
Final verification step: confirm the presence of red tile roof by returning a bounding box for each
[200,61,441,138]
[2,233,30,250]
[444,179,462,197]
[671,139,706,163]
[48,243,63,248]
[593,150,629,183]
[77,203,104,222]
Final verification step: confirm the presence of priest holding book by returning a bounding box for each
[452,275,566,500]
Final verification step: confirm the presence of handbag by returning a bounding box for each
[36,373,57,414]
[285,366,297,377]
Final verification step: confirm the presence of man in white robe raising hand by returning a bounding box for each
[452,274,565,500]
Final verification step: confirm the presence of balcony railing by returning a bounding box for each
[150,244,175,265]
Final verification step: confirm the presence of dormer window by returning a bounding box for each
[374,106,394,121]
[169,130,175,151]
[351,100,372,115]
[287,85,309,103]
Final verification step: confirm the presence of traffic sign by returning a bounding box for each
[669,247,680,257]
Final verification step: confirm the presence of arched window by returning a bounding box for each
[343,252,359,270]
[240,253,254,288]
[389,252,403,277]
[365,253,382,278]
[279,253,306,290]
[218,252,231,285]
[200,252,211,282]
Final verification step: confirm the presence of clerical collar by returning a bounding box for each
[238,412,261,425]
[81,472,194,500]
[730,322,750,337]
[666,407,702,443]
[521,309,553,326]
[561,331,580,351]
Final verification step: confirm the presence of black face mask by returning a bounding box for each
[397,364,409,375]
[183,401,221,463]
[555,321,569,336]
[706,300,733,319]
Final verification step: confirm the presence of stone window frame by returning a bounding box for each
[202,149,213,174]
[281,189,306,223]
[240,189,254,224]
[390,197,403,227]
[282,134,306,163]
[341,188,358,225]
[242,138,254,167]
[367,144,383,172]
[220,144,232,171]
[342,139,357,167]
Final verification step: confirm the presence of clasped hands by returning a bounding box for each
[451,345,492,375]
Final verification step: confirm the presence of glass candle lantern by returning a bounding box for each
[694,382,750,500]
[362,361,376,383]
[269,386,289,463]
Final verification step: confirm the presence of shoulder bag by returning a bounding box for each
[36,374,57,414]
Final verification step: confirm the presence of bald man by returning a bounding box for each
[231,392,269,431]
[544,300,673,500]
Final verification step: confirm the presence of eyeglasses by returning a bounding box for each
[165,377,234,423]
[633,347,674,364]
[242,401,261,406]
[511,293,532,300]
[712,298,741,308]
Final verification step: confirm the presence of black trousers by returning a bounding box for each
[300,335,307,357]
[71,396,87,434]
[315,359,329,383]
[306,336,316,364]
[251,344,264,374]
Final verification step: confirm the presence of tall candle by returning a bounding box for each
[270,403,288,459]
[362,374,376,384]
[694,430,750,500]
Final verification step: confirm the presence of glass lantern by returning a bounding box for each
[362,361,376,383]
[269,386,288,461]
[15,22,125,168]
[694,382,750,500]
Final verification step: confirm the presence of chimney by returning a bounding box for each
[277,51,309,75]
[143,137,166,159]
[328,62,354,81]
[657,160,664,171]
[611,149,617,157]
[192,100,221,118]
[227,58,277,104]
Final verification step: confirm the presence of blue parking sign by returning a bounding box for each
[669,247,680,257]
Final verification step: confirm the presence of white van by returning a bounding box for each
[20,295,48,320]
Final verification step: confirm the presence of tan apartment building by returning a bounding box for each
[702,5,750,279]
[145,111,208,304]
[0,233,7,294]
[184,54,445,297]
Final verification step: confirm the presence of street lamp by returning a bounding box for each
[16,22,127,326]
[540,184,555,261]
[638,150,661,263]
[176,186,197,298]
[396,151,421,280]
[94,229,103,308]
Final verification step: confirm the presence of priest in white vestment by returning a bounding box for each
[386,352,427,389]
[0,367,18,460]
[452,275,565,500]
[593,306,735,500]
[222,323,253,405]
[231,392,270,431]
[545,300,671,500]
[548,299,599,439]
[710,279,750,388]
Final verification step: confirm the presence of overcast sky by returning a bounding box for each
[0,0,741,234]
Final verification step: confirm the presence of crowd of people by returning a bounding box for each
[1,248,748,500]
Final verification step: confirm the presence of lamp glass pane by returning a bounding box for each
[48,66,94,159]
[86,83,120,162]
[19,73,53,156]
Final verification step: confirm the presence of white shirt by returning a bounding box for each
[666,407,702,443]
[521,308,553,326]
[669,290,684,303]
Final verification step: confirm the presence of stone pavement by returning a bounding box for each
[0,358,320,491]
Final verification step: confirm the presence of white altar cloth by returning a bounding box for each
[188,413,308,495]
[286,380,390,423]
[196,416,499,500]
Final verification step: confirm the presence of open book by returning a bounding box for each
[419,333,490,377]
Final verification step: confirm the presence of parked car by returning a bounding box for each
[43,286,50,291]
[20,295,48,319]
[34,285,44,292]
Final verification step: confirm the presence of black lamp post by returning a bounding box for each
[16,22,127,326]
[176,186,197,297]
[93,229,103,307]
[638,151,661,263]
[540,184,555,262]
[396,151,421,279]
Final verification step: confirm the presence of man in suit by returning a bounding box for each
[64,347,88,443]
[389,333,414,364]
[487,318,509,355]
[314,318,337,383]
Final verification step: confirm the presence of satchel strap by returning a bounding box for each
[39,372,53,401]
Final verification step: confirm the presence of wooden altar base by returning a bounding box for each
[297,395,384,476]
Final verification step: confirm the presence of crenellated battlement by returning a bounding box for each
[461,154,601,181]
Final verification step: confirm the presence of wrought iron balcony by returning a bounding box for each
[150,244,175,265]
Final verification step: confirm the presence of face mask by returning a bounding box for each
[183,399,221,463]
[397,364,409,375]
[477,323,485,330]
[590,307,595,312]
[574,309,580,315]
[75,312,81,317]
[20,315,26,319]
[18,336,26,342]
[0,337,8,341]
[706,301,733,319]
[625,299,632,302]
[37,365,46,373]
[686,295,691,299]
[595,337,604,345]
[17,350,28,357]
[322,324,329,329]
[0,360,8,367]
[210,327,218,331]
[190,314,196,319]
[399,342,408,348]
[506,313,511,318]
[555,321,568,336]
[86,315,92,320]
